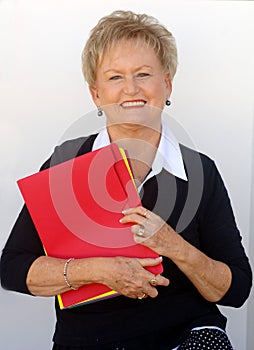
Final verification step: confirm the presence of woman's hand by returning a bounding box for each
[120,206,232,303]
[120,206,179,257]
[97,256,169,299]
[26,255,169,300]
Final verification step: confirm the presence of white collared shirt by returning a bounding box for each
[92,121,188,189]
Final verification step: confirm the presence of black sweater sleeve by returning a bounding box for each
[0,205,45,294]
[0,136,95,294]
[198,156,252,307]
[0,156,53,294]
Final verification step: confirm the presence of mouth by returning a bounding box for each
[120,100,147,108]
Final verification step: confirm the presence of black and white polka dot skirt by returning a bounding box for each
[176,327,233,350]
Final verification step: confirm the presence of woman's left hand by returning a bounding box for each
[120,206,178,257]
[120,205,232,303]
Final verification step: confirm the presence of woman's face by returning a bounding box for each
[89,40,172,127]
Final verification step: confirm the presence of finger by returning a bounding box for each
[146,286,159,298]
[137,256,163,267]
[119,213,146,225]
[122,206,152,218]
[145,271,170,286]
[132,224,157,245]
[144,277,169,298]
[151,274,170,287]
[131,224,149,237]
[133,234,148,244]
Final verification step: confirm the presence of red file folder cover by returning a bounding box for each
[17,143,163,308]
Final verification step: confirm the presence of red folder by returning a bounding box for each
[17,143,163,308]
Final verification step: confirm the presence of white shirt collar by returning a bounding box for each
[92,121,188,183]
[153,121,187,181]
[92,127,110,150]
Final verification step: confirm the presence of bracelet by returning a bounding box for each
[63,258,78,290]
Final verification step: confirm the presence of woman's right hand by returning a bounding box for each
[96,256,169,299]
[26,255,169,299]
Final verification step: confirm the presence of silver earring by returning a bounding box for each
[166,99,171,106]
[97,106,103,116]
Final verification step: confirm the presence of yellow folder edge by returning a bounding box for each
[118,147,137,189]
[58,289,119,309]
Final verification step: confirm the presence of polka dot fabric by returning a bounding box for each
[178,328,233,350]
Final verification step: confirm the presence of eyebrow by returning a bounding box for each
[103,65,153,74]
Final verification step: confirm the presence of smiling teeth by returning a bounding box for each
[122,101,145,107]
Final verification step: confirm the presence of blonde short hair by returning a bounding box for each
[81,10,178,87]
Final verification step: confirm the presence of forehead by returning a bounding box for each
[98,39,160,67]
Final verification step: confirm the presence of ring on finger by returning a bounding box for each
[138,293,147,300]
[137,226,145,237]
[149,277,158,286]
[143,209,149,218]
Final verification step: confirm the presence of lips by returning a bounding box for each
[121,100,146,108]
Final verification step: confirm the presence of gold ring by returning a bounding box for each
[138,293,147,300]
[143,209,148,218]
[149,278,158,286]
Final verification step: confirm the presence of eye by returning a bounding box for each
[137,72,150,78]
[109,75,122,81]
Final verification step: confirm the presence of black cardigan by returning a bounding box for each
[0,135,252,348]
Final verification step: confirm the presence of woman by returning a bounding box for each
[0,10,252,350]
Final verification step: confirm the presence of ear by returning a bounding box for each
[89,86,101,106]
[165,72,172,96]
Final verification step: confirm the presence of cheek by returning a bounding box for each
[150,85,168,107]
[150,80,168,97]
[99,86,120,105]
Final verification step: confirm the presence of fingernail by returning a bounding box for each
[122,208,132,214]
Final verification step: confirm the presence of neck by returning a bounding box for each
[107,123,161,185]
[107,122,161,147]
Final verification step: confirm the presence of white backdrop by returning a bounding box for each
[0,1,253,349]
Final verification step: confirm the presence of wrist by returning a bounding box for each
[68,257,114,287]
[63,258,78,290]
[162,227,187,262]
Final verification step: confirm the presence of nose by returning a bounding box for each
[123,76,139,95]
